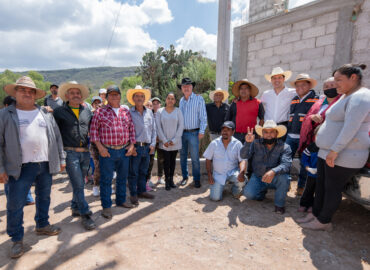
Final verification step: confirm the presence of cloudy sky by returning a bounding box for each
[0,0,314,71]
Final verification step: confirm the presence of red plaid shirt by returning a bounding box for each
[90,105,136,145]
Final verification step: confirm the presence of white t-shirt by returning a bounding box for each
[261,87,296,123]
[17,108,49,163]
[112,107,120,116]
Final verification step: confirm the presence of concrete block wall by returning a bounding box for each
[249,0,276,23]
[245,11,339,96]
[352,0,370,88]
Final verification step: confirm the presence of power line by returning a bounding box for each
[102,1,123,66]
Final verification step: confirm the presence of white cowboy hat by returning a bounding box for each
[209,88,229,102]
[232,79,259,98]
[99,88,107,94]
[255,120,287,138]
[4,76,46,100]
[126,85,151,106]
[264,67,292,82]
[290,73,317,89]
[58,81,90,102]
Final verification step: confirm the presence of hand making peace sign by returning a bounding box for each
[244,127,255,143]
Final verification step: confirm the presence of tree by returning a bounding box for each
[136,45,198,99]
[100,80,116,89]
[120,75,143,104]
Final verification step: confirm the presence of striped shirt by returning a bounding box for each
[179,92,208,134]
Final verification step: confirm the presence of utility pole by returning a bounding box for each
[216,0,231,92]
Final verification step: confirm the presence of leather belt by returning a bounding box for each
[103,142,130,150]
[64,147,89,152]
[184,128,200,132]
[135,142,149,147]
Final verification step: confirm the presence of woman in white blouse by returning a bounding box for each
[156,93,184,190]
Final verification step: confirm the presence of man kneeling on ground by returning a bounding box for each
[240,120,292,214]
[203,121,246,201]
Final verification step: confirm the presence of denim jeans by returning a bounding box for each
[210,173,246,201]
[180,130,201,181]
[243,173,290,207]
[128,145,150,196]
[99,147,129,208]
[65,150,90,215]
[285,136,307,188]
[5,184,34,204]
[7,162,52,242]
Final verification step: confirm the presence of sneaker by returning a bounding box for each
[10,241,24,259]
[146,183,153,192]
[92,186,99,197]
[158,177,165,185]
[36,224,61,236]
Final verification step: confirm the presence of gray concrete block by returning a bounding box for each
[263,36,282,48]
[282,30,302,44]
[326,22,338,34]
[273,25,292,36]
[255,30,272,41]
[316,34,336,47]
[301,47,325,60]
[311,56,333,69]
[273,43,294,55]
[292,18,314,31]
[262,55,281,66]
[293,38,316,52]
[257,47,274,59]
[248,41,263,52]
[316,11,339,25]
[302,25,326,39]
[324,44,336,56]
[290,60,312,72]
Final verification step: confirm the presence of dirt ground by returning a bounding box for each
[0,173,369,270]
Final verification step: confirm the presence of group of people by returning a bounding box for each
[0,64,369,259]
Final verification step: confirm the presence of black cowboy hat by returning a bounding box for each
[177,78,196,90]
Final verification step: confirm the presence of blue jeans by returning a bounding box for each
[285,136,307,188]
[210,173,246,201]
[5,184,34,204]
[99,148,129,208]
[7,162,52,242]
[244,173,290,207]
[180,130,201,181]
[128,145,150,196]
[65,150,90,215]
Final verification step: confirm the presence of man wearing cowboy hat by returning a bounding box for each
[206,88,230,141]
[90,85,136,218]
[179,78,207,187]
[43,83,63,112]
[127,85,156,204]
[203,121,246,201]
[240,120,292,214]
[261,67,296,139]
[226,79,265,143]
[286,73,319,196]
[53,81,96,230]
[0,76,65,258]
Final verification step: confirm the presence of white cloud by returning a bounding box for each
[0,0,173,71]
[175,26,217,59]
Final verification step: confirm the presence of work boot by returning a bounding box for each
[101,208,112,219]
[165,178,171,191]
[117,202,134,208]
[169,177,177,188]
[11,241,24,259]
[72,209,92,217]
[274,206,285,215]
[81,214,96,230]
[130,196,139,206]
[194,181,201,188]
[36,224,61,236]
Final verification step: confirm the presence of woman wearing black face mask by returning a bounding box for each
[297,77,341,154]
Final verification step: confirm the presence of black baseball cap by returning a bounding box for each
[221,121,235,130]
[106,85,121,95]
[50,84,58,89]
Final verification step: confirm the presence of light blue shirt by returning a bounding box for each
[130,107,156,147]
[179,92,207,134]
[203,136,244,185]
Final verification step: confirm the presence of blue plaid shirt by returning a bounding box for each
[240,139,292,177]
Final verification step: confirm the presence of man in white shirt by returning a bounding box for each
[0,76,65,258]
[203,121,246,201]
[261,67,296,140]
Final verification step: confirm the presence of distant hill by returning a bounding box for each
[20,66,137,91]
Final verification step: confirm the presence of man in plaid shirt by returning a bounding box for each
[90,85,136,219]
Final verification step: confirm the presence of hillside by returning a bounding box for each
[21,66,137,91]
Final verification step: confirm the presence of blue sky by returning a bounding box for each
[0,0,314,71]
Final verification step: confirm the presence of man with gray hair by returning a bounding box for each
[53,81,96,231]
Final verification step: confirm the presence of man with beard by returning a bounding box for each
[240,120,292,214]
[203,121,246,201]
[43,84,63,112]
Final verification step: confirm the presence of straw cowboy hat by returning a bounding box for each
[126,85,151,106]
[255,120,287,138]
[264,67,292,82]
[290,73,317,89]
[232,79,259,98]
[209,88,229,102]
[4,76,46,100]
[59,81,89,102]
